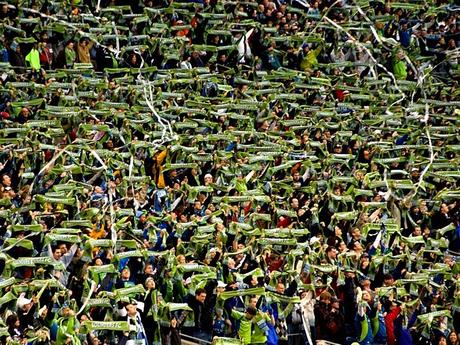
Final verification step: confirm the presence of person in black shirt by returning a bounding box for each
[186,288,213,343]
[7,42,26,72]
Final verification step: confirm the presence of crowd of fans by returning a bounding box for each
[0,0,459,345]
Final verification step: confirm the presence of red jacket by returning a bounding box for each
[385,306,401,345]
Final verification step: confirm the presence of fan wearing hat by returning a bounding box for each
[142,277,162,345]
[7,41,26,72]
[118,299,147,345]
[326,297,346,343]
[116,266,135,289]
[16,293,37,333]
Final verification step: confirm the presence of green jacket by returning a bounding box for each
[231,310,270,345]
[65,47,76,67]
[25,48,40,70]
[300,45,322,70]
[393,59,407,80]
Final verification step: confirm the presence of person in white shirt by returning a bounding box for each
[49,243,79,285]
[118,300,148,345]
[180,54,192,69]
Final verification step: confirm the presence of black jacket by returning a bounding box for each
[187,296,213,332]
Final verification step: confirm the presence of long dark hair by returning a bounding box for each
[6,313,18,328]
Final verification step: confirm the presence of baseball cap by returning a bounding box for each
[0,112,9,119]
[17,295,32,310]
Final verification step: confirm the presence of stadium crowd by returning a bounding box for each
[0,0,459,345]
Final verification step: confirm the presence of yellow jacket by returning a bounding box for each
[76,40,94,63]
[155,150,168,189]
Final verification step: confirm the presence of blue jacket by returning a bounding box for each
[394,309,419,345]
[355,312,373,345]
